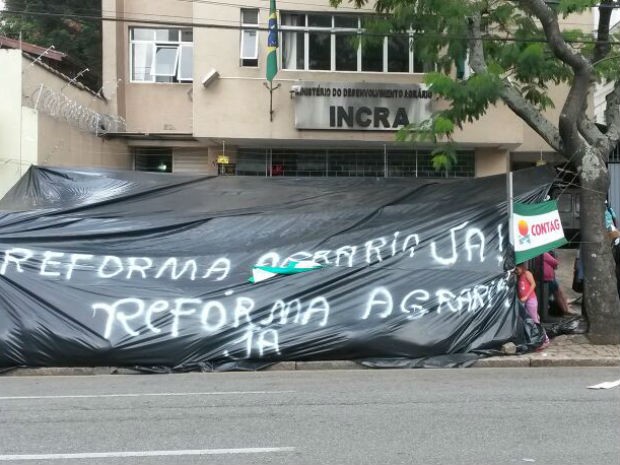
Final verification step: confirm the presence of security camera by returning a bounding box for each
[290,84,301,98]
[202,69,220,88]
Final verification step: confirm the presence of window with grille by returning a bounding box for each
[134,148,173,172]
[236,148,474,178]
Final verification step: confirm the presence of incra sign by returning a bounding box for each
[293,82,433,131]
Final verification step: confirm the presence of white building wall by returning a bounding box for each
[0,50,37,198]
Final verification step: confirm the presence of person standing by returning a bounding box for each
[605,201,620,297]
[539,251,575,316]
[605,200,618,234]
[516,262,549,349]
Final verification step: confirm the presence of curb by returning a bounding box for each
[1,356,618,375]
[471,356,620,368]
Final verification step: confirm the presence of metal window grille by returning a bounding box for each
[236,147,475,178]
[610,143,620,163]
[134,147,173,172]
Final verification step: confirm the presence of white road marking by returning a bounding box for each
[0,447,295,461]
[0,390,294,400]
[587,379,620,390]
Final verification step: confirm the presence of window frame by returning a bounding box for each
[129,27,194,83]
[152,45,180,77]
[177,43,194,81]
[240,8,260,66]
[279,13,426,74]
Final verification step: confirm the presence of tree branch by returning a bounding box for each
[578,113,609,151]
[520,0,590,70]
[467,11,563,153]
[594,0,613,64]
[578,96,610,153]
[520,0,593,155]
[501,85,563,152]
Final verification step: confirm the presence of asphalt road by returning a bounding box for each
[0,368,619,465]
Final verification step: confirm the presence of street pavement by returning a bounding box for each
[0,368,618,465]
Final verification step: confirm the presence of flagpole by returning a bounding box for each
[263,80,280,122]
[269,81,274,122]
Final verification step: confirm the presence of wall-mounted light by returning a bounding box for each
[202,69,220,88]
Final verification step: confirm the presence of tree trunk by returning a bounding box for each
[579,145,620,344]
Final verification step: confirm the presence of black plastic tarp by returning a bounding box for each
[0,166,553,371]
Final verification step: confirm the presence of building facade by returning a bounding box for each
[101,0,591,180]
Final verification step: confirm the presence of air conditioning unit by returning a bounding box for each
[202,69,220,88]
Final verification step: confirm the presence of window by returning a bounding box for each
[241,9,259,67]
[130,28,193,83]
[282,14,305,70]
[280,13,432,73]
[134,148,173,172]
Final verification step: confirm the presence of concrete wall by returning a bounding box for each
[37,114,131,169]
[475,148,509,177]
[103,0,193,134]
[0,50,22,196]
[20,55,132,172]
[0,49,131,198]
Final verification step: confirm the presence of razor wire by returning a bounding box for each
[30,85,127,135]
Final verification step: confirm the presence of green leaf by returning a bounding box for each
[432,116,455,134]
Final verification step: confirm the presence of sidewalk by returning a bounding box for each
[473,334,620,368]
[3,335,618,376]
[476,247,618,368]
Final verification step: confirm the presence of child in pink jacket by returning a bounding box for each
[516,262,550,349]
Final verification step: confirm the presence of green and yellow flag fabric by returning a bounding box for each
[266,0,278,82]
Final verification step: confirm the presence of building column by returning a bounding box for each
[475,148,510,177]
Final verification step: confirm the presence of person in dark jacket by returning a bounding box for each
[537,251,575,316]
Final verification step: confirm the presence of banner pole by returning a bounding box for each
[508,170,514,248]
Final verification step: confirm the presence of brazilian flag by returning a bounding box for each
[266,0,278,82]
